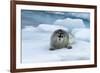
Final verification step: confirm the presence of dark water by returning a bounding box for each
[21,10,90,28]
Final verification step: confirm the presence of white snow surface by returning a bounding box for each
[73,28,90,42]
[22,23,90,63]
[22,26,38,32]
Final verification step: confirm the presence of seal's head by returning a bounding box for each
[49,29,72,50]
[55,29,67,42]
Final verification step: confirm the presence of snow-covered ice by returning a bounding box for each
[73,28,90,42]
[54,18,85,29]
[22,23,90,63]
[37,24,68,32]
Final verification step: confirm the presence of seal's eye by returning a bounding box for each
[58,33,64,38]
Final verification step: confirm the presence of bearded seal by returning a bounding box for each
[49,29,73,51]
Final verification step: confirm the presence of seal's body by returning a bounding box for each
[49,29,73,50]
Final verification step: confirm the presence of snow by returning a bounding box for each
[54,18,85,29]
[22,24,90,63]
[73,28,90,42]
[37,24,68,32]
[22,26,37,32]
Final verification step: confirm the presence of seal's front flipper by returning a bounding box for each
[49,48,56,51]
[67,46,72,49]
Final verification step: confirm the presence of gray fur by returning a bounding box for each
[49,29,72,50]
